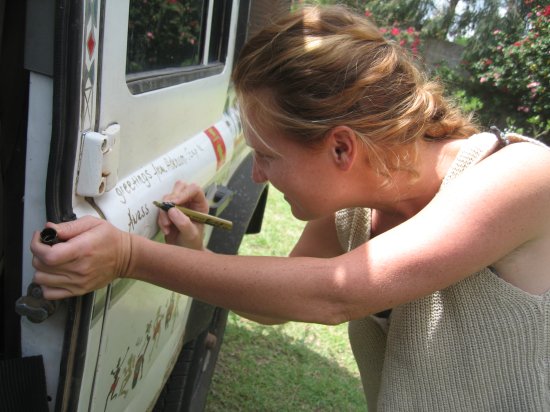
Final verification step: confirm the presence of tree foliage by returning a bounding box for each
[127,0,203,74]
[469,4,550,139]
[296,1,546,43]
[294,0,549,139]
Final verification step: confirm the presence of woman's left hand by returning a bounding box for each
[158,181,209,250]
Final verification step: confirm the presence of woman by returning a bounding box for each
[32,6,550,411]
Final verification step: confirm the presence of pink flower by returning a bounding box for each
[484,58,493,66]
[517,106,530,113]
[407,27,415,34]
[391,27,400,36]
[527,81,540,88]
[146,31,154,39]
[364,10,372,17]
[544,5,550,16]
[380,28,387,34]
[493,29,501,35]
[399,39,406,46]
[480,77,488,83]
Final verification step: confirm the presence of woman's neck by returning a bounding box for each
[358,138,466,220]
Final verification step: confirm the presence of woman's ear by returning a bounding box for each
[327,126,357,171]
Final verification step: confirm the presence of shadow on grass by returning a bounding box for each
[206,318,366,411]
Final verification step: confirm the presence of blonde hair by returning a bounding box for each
[232,6,479,177]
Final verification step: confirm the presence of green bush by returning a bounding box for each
[469,5,550,141]
[127,0,203,74]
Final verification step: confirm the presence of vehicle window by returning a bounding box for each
[126,0,233,94]
[126,0,205,74]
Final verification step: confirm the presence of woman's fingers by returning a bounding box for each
[31,230,80,267]
[33,270,92,299]
[158,181,207,249]
[31,217,132,297]
[164,181,209,213]
[40,284,79,300]
[167,207,194,232]
[45,215,105,242]
[31,216,107,267]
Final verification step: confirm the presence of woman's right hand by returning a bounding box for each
[32,216,132,299]
[157,181,209,250]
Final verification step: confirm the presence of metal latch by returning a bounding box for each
[15,228,61,323]
[76,123,120,196]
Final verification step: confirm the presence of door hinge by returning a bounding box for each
[76,123,120,197]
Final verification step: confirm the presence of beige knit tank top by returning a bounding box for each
[335,133,550,411]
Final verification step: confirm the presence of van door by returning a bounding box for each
[71,1,248,411]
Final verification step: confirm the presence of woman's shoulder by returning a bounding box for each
[505,132,549,148]
[447,133,550,188]
[490,137,550,178]
[488,137,550,295]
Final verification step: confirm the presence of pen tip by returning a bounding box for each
[153,200,175,212]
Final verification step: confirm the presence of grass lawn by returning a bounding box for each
[205,186,365,411]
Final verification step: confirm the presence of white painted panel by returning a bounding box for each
[89,282,192,412]
[94,116,237,239]
[21,72,65,407]
[98,0,240,179]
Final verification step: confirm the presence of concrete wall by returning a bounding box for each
[422,38,465,70]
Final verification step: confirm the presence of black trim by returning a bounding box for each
[126,63,224,95]
[47,0,79,224]
[23,0,55,76]
[48,1,84,411]
[54,0,109,407]
[208,0,233,64]
[61,293,94,412]
[232,0,251,69]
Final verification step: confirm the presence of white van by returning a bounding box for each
[0,1,289,410]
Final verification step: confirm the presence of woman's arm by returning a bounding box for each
[289,214,345,258]
[232,214,345,324]
[32,143,550,324]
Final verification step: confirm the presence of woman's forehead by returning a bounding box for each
[240,97,284,151]
[242,111,280,152]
